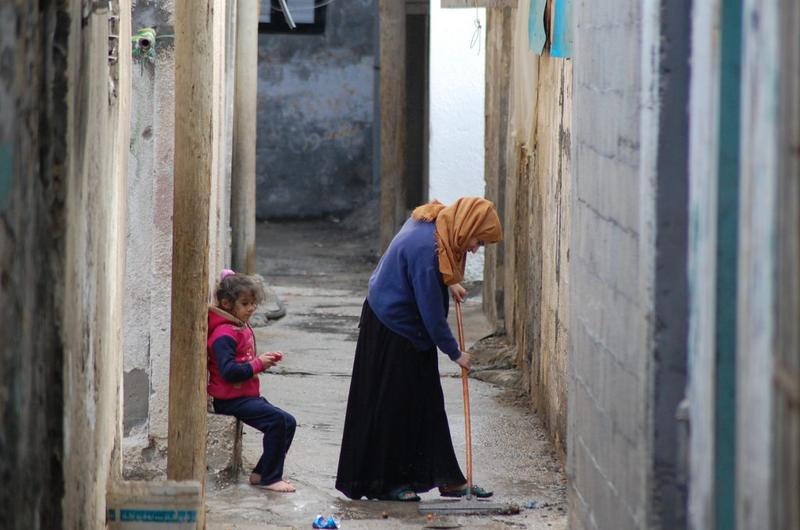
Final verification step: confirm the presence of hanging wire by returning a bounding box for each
[469,0,482,55]
[276,0,296,27]
[271,0,337,13]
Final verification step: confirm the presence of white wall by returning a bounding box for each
[429,3,486,282]
[736,1,779,527]
[686,1,722,528]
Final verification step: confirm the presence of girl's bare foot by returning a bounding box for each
[249,473,261,485]
[256,480,295,493]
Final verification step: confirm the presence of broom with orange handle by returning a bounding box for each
[418,297,519,515]
[454,299,473,501]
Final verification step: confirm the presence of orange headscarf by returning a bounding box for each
[411,197,503,285]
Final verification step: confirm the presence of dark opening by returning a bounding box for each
[404,12,429,210]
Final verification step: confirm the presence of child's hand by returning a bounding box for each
[257,352,277,370]
[257,351,283,371]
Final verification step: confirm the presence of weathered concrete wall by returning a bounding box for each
[62,0,132,523]
[567,0,694,527]
[124,0,237,480]
[1,1,131,528]
[483,1,693,527]
[504,47,573,458]
[256,0,377,219]
[524,54,571,456]
[125,2,176,449]
[0,4,67,527]
[568,1,649,528]
[483,0,571,458]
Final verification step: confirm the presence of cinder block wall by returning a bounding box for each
[568,1,649,529]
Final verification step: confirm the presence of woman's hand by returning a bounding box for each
[449,283,467,303]
[455,351,471,370]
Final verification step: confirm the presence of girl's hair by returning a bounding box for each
[215,272,267,308]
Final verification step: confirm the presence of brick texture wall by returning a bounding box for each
[567,2,649,528]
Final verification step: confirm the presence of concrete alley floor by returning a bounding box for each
[205,218,566,530]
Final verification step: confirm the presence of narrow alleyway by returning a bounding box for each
[205,218,567,529]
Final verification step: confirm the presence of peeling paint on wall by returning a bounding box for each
[528,0,547,54]
[550,0,572,58]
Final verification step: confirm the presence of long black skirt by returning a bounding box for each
[335,301,466,500]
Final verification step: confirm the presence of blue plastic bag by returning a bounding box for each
[312,514,340,529]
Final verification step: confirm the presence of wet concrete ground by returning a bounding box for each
[206,219,567,530]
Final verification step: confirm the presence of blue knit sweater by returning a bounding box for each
[367,218,461,361]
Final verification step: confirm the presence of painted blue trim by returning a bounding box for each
[550,0,572,58]
[0,142,11,212]
[528,0,547,55]
[714,0,742,528]
[119,509,197,523]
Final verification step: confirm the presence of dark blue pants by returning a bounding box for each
[213,396,296,485]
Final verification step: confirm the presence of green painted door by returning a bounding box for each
[714,0,742,528]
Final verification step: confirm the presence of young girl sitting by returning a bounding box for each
[207,269,297,493]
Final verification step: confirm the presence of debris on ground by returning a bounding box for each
[312,514,340,529]
[467,332,522,388]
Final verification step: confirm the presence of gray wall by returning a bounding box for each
[569,1,693,528]
[256,0,377,219]
[0,4,65,527]
[568,1,649,528]
[1,1,132,527]
[647,1,691,527]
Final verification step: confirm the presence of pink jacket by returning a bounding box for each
[207,306,263,400]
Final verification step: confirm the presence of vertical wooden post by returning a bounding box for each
[168,0,214,518]
[482,7,513,329]
[231,0,259,273]
[378,0,407,251]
